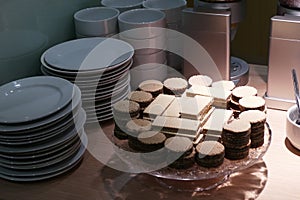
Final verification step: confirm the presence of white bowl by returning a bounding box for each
[118,8,166,39]
[101,0,143,13]
[74,7,119,36]
[286,104,300,150]
[143,0,186,23]
[132,50,166,67]
[119,33,166,54]
[75,32,117,39]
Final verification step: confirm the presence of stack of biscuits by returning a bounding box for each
[211,80,236,91]
[152,115,202,139]
[113,100,141,140]
[239,96,266,112]
[126,119,152,139]
[143,94,175,121]
[186,85,232,109]
[239,110,266,148]
[138,80,164,97]
[127,91,153,116]
[229,86,258,118]
[188,75,213,87]
[222,119,251,160]
[162,96,214,120]
[164,136,195,169]
[128,130,166,153]
[163,77,188,96]
[195,141,225,168]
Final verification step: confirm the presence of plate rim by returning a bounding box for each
[0,76,74,124]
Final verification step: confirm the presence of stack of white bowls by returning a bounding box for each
[101,0,144,13]
[143,0,187,71]
[74,7,120,38]
[118,8,167,89]
[0,76,87,182]
[40,37,134,123]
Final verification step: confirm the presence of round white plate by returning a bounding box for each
[0,85,81,133]
[43,37,134,72]
[86,112,114,123]
[0,76,74,124]
[0,132,87,181]
[0,108,86,146]
[0,107,81,141]
[80,73,130,95]
[41,56,132,77]
[83,86,130,110]
[81,81,129,101]
[0,122,85,155]
[0,133,80,161]
[0,139,81,170]
[0,138,81,166]
[81,84,129,102]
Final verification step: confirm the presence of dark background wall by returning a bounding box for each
[231,0,278,65]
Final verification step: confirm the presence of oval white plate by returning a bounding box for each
[0,85,81,133]
[0,76,74,124]
[43,37,134,72]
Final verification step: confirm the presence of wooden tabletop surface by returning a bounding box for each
[0,65,299,200]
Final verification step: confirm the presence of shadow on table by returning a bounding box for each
[101,159,268,200]
[285,138,300,157]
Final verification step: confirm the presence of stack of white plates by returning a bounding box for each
[40,37,134,123]
[0,76,87,182]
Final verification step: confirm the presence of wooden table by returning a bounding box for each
[1,65,299,200]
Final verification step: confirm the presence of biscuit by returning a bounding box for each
[222,119,251,149]
[188,75,213,87]
[231,86,257,102]
[125,119,152,139]
[129,131,167,152]
[212,80,235,91]
[128,91,153,109]
[239,96,266,112]
[138,80,163,97]
[163,77,188,96]
[195,141,225,168]
[165,136,195,169]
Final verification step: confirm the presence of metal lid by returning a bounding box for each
[278,2,300,16]
[230,56,249,86]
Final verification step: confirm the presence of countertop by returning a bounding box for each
[0,64,299,200]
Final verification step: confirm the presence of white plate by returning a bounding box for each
[0,132,87,181]
[41,63,130,84]
[41,57,132,77]
[0,134,80,161]
[43,37,134,72]
[0,139,81,170]
[81,81,129,101]
[0,107,81,141]
[80,73,130,94]
[0,108,86,146]
[0,76,74,124]
[83,86,130,110]
[86,112,114,123]
[0,138,81,166]
[81,84,129,101]
[0,125,84,155]
[0,85,81,133]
